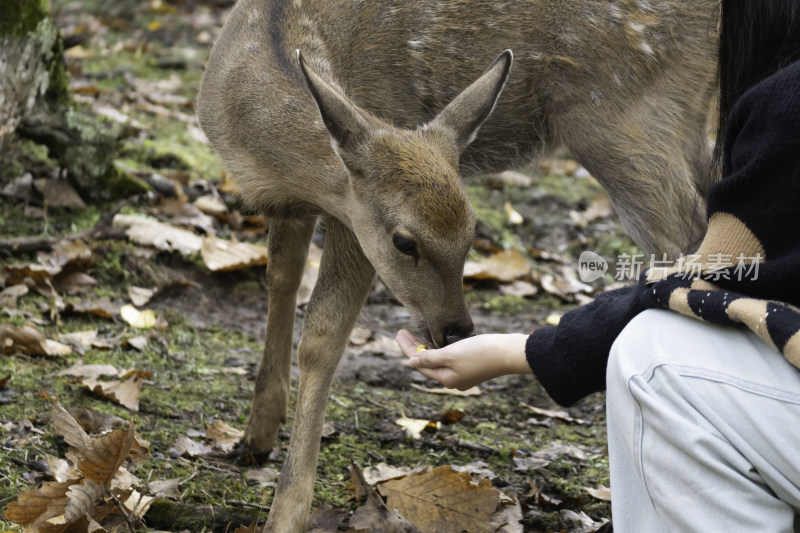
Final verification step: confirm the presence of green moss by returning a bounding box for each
[480,294,530,316]
[0,0,51,38]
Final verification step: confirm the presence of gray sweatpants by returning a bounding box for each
[607,309,800,532]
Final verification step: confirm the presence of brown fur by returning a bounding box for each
[197,1,718,530]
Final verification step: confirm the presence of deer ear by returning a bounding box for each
[428,50,513,153]
[297,50,371,164]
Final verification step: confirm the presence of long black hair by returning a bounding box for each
[716,0,800,163]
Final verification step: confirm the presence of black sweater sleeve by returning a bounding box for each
[525,283,647,406]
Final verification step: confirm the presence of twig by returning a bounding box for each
[107,489,136,533]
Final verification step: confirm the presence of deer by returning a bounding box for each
[196,0,718,530]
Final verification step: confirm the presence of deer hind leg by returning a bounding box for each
[265,218,375,533]
[555,86,714,258]
[241,216,317,458]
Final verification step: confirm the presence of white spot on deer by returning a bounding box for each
[640,41,654,56]
[628,21,646,33]
[408,40,423,49]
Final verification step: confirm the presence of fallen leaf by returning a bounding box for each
[64,406,125,434]
[0,323,72,357]
[200,234,268,272]
[463,249,531,282]
[148,478,181,497]
[410,384,482,397]
[120,304,157,329]
[113,214,203,256]
[545,313,562,326]
[499,280,538,297]
[81,373,146,411]
[504,202,523,225]
[361,463,416,487]
[58,359,119,379]
[0,284,29,308]
[395,414,439,440]
[3,480,76,527]
[348,325,372,346]
[377,465,501,533]
[170,436,213,458]
[52,402,137,485]
[244,467,280,487]
[127,286,155,307]
[124,336,149,351]
[64,299,120,319]
[349,489,420,533]
[194,194,229,217]
[585,484,612,501]
[205,420,244,452]
[45,454,82,483]
[569,195,613,228]
[519,402,588,424]
[57,331,113,351]
[308,505,347,533]
[559,509,610,533]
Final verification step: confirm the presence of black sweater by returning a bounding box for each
[526,59,800,406]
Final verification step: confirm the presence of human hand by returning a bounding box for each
[395,329,531,390]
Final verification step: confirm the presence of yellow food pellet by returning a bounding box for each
[415,344,429,353]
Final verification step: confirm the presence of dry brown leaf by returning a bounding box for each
[569,195,613,228]
[3,480,74,527]
[64,299,120,320]
[147,478,181,497]
[112,214,203,256]
[519,402,588,425]
[244,467,280,487]
[64,407,125,434]
[169,435,213,458]
[51,271,97,296]
[45,454,82,483]
[308,505,347,533]
[361,463,416,486]
[463,249,531,282]
[232,523,263,533]
[499,280,538,298]
[37,240,93,271]
[356,335,404,357]
[57,331,112,351]
[57,479,106,525]
[127,286,155,307]
[585,484,612,501]
[124,336,148,351]
[80,373,145,411]
[52,402,137,486]
[0,284,29,308]
[200,234,268,272]
[0,323,71,357]
[194,194,229,217]
[58,360,119,380]
[349,490,420,533]
[378,465,500,533]
[205,420,244,452]
[410,384,482,397]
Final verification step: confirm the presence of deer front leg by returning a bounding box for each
[265,219,375,532]
[241,216,317,458]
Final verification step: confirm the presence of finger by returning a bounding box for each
[414,350,447,369]
[396,329,425,357]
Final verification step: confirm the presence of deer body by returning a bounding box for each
[197,0,717,529]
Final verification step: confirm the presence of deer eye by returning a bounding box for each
[392,234,418,258]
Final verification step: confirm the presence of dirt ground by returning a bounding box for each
[0,1,645,531]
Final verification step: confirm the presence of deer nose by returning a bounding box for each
[442,321,476,346]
